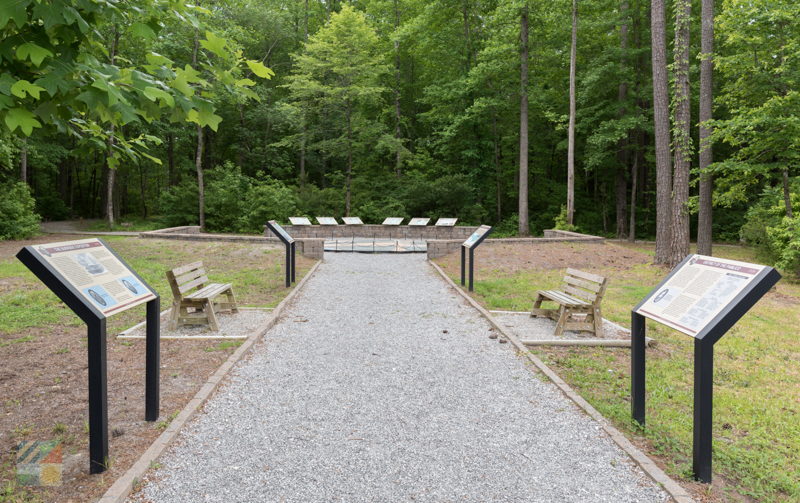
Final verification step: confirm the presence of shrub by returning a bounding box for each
[236,178,299,233]
[157,181,199,228]
[766,217,800,277]
[553,205,577,232]
[0,181,40,240]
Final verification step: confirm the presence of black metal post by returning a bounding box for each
[631,311,646,426]
[291,242,296,283]
[145,298,160,422]
[460,246,466,286]
[87,318,108,474]
[468,247,475,292]
[693,338,714,483]
[284,242,291,287]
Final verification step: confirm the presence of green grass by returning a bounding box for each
[443,243,800,502]
[204,340,243,352]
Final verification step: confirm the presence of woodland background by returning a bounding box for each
[0,0,798,273]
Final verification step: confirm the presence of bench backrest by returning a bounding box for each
[560,268,608,307]
[165,261,209,299]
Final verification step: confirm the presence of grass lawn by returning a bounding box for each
[0,235,315,503]
[436,241,799,503]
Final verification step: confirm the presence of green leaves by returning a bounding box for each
[16,43,54,67]
[246,60,274,79]
[10,80,46,100]
[143,86,175,107]
[187,101,222,131]
[0,0,30,29]
[200,31,228,58]
[4,108,41,135]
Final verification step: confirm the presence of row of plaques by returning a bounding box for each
[287,217,458,226]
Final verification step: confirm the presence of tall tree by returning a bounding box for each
[566,0,577,227]
[651,0,672,264]
[615,0,629,239]
[518,4,530,236]
[668,0,692,266]
[286,5,389,215]
[696,0,714,255]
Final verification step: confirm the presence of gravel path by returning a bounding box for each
[491,311,630,341]
[132,254,668,503]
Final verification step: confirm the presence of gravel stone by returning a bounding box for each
[132,254,668,503]
[492,312,630,341]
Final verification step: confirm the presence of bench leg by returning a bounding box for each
[168,302,180,330]
[593,307,604,337]
[554,306,568,336]
[531,295,551,318]
[205,300,220,331]
[226,289,239,313]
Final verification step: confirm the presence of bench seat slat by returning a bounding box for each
[538,289,589,307]
[186,283,232,300]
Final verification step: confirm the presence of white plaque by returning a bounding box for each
[636,255,765,337]
[31,238,156,317]
[408,218,430,226]
[342,217,364,225]
[435,218,458,226]
[463,225,491,249]
[316,217,338,225]
[289,217,312,226]
[382,217,403,225]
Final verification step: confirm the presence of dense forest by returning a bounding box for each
[0,0,798,271]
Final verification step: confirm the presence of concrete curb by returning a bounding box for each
[428,260,694,503]
[97,260,323,503]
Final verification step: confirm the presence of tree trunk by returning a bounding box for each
[518,5,530,236]
[105,25,120,227]
[616,0,629,239]
[19,138,27,183]
[696,0,714,255]
[651,0,672,264]
[783,168,793,218]
[493,111,502,222]
[394,0,403,177]
[196,125,205,229]
[167,132,176,186]
[566,0,577,226]
[629,152,638,241]
[299,0,309,185]
[345,106,352,217]
[667,0,692,267]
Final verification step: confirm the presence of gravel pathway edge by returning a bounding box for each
[97,260,323,503]
[427,259,695,503]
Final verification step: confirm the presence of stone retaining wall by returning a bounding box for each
[425,231,605,259]
[263,224,478,240]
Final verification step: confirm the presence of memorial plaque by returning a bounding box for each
[289,217,312,226]
[316,217,338,225]
[463,225,492,249]
[435,218,458,226]
[635,255,766,339]
[382,217,403,225]
[342,217,364,225]
[408,217,430,226]
[268,221,295,244]
[30,238,155,317]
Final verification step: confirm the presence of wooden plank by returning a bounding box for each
[186,283,231,300]
[171,261,204,277]
[178,275,209,294]
[564,275,603,292]
[539,290,588,306]
[562,285,597,302]
[566,268,606,284]
[175,268,206,286]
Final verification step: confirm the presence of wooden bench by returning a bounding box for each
[165,262,239,331]
[530,268,609,337]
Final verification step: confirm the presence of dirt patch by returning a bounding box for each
[437,241,656,276]
[0,234,314,503]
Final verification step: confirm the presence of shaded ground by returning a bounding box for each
[435,240,800,503]
[0,235,315,503]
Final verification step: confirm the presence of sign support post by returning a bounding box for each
[460,225,492,292]
[267,220,296,288]
[631,254,780,483]
[16,238,160,474]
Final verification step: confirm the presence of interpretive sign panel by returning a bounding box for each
[289,217,312,226]
[342,217,364,225]
[31,239,155,317]
[316,217,338,225]
[382,217,403,225]
[267,221,295,244]
[635,255,766,339]
[408,218,430,226]
[463,225,492,249]
[435,218,458,226]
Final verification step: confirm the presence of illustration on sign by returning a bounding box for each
[408,218,430,226]
[463,225,491,249]
[316,217,338,225]
[289,217,312,226]
[635,255,765,337]
[382,217,403,225]
[31,239,155,317]
[342,217,364,225]
[435,218,458,226]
